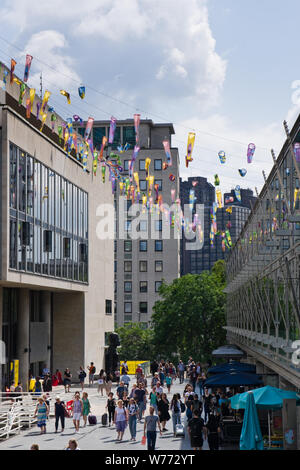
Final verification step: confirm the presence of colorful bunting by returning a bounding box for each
[247,143,256,163]
[60,90,71,104]
[108,116,117,144]
[41,90,51,112]
[218,150,226,163]
[26,98,31,118]
[134,113,141,143]
[163,140,172,167]
[78,86,85,99]
[84,117,94,141]
[18,83,26,105]
[10,59,16,83]
[30,88,35,111]
[238,168,247,177]
[23,54,33,82]
[185,132,195,168]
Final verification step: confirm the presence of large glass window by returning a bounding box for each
[123,126,135,147]
[9,142,88,283]
[93,127,106,150]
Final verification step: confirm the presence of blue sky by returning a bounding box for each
[0,0,299,195]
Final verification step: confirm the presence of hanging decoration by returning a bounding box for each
[29,88,35,111]
[60,89,71,104]
[84,117,94,141]
[10,59,17,83]
[238,168,247,177]
[185,132,195,168]
[134,113,141,143]
[117,143,130,153]
[218,150,226,164]
[99,136,108,160]
[23,54,33,82]
[247,143,256,163]
[41,90,51,113]
[216,189,222,208]
[36,102,41,120]
[294,143,300,162]
[129,145,140,179]
[13,77,21,85]
[214,174,220,186]
[235,185,241,202]
[226,206,233,214]
[26,98,31,118]
[18,83,26,105]
[192,180,198,187]
[78,86,85,99]
[1,70,9,90]
[162,140,172,167]
[50,114,56,132]
[73,115,83,124]
[169,174,175,182]
[108,116,117,144]
[189,189,195,212]
[225,196,234,204]
[40,112,47,132]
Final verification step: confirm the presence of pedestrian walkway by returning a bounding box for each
[0,377,211,450]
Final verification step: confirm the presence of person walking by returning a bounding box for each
[122,390,129,409]
[157,393,170,431]
[54,396,66,433]
[97,370,106,396]
[34,397,49,434]
[34,376,42,395]
[121,371,131,391]
[135,364,143,381]
[150,360,159,376]
[63,369,72,393]
[82,392,91,427]
[105,373,113,396]
[187,409,206,451]
[87,362,96,387]
[143,406,162,450]
[134,383,147,422]
[166,374,172,394]
[128,398,138,441]
[203,389,212,423]
[151,373,159,388]
[206,412,221,450]
[189,366,198,392]
[78,367,86,391]
[177,361,185,384]
[106,392,116,426]
[42,373,52,393]
[186,394,194,421]
[149,386,159,415]
[78,367,86,390]
[72,392,83,432]
[114,399,128,441]
[170,394,181,436]
[116,381,126,400]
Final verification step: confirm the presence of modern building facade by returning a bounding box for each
[224,188,257,210]
[0,65,114,391]
[180,177,254,275]
[75,119,180,327]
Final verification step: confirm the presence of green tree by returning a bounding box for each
[115,322,156,361]
[151,262,226,362]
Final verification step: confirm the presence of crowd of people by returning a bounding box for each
[9,357,237,451]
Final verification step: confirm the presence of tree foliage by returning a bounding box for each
[115,322,156,361]
[151,261,226,363]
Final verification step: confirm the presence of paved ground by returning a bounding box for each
[0,377,235,450]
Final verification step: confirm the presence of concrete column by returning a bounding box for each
[17,289,30,391]
[40,291,51,371]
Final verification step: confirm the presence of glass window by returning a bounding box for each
[154,159,162,170]
[124,281,132,292]
[124,261,132,272]
[9,143,17,209]
[139,221,147,232]
[155,281,162,292]
[140,281,147,293]
[124,160,129,171]
[26,155,34,216]
[61,179,67,230]
[41,165,48,224]
[18,151,26,212]
[139,240,147,251]
[155,260,163,272]
[155,220,162,231]
[124,302,132,313]
[124,240,132,252]
[112,126,121,149]
[93,127,106,150]
[9,219,17,269]
[139,302,148,314]
[140,180,147,191]
[155,179,162,191]
[105,299,112,315]
[125,220,132,232]
[123,126,135,147]
[139,260,147,272]
[155,240,163,251]
[139,160,145,171]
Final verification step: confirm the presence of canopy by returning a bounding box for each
[212,344,245,358]
[208,361,256,375]
[230,385,300,410]
[240,392,264,450]
[204,371,262,387]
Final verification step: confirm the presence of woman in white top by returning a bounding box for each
[114,399,128,441]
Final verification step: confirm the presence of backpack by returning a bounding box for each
[189,418,203,437]
[180,401,186,413]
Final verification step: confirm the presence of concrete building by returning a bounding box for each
[180,177,254,275]
[74,119,180,327]
[224,188,257,210]
[0,64,114,391]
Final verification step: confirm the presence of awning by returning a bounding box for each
[208,361,256,375]
[230,385,300,410]
[212,344,245,358]
[204,371,262,387]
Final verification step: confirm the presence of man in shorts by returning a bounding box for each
[87,362,96,387]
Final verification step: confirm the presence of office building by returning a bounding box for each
[0,64,114,390]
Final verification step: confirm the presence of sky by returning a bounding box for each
[1,0,300,196]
